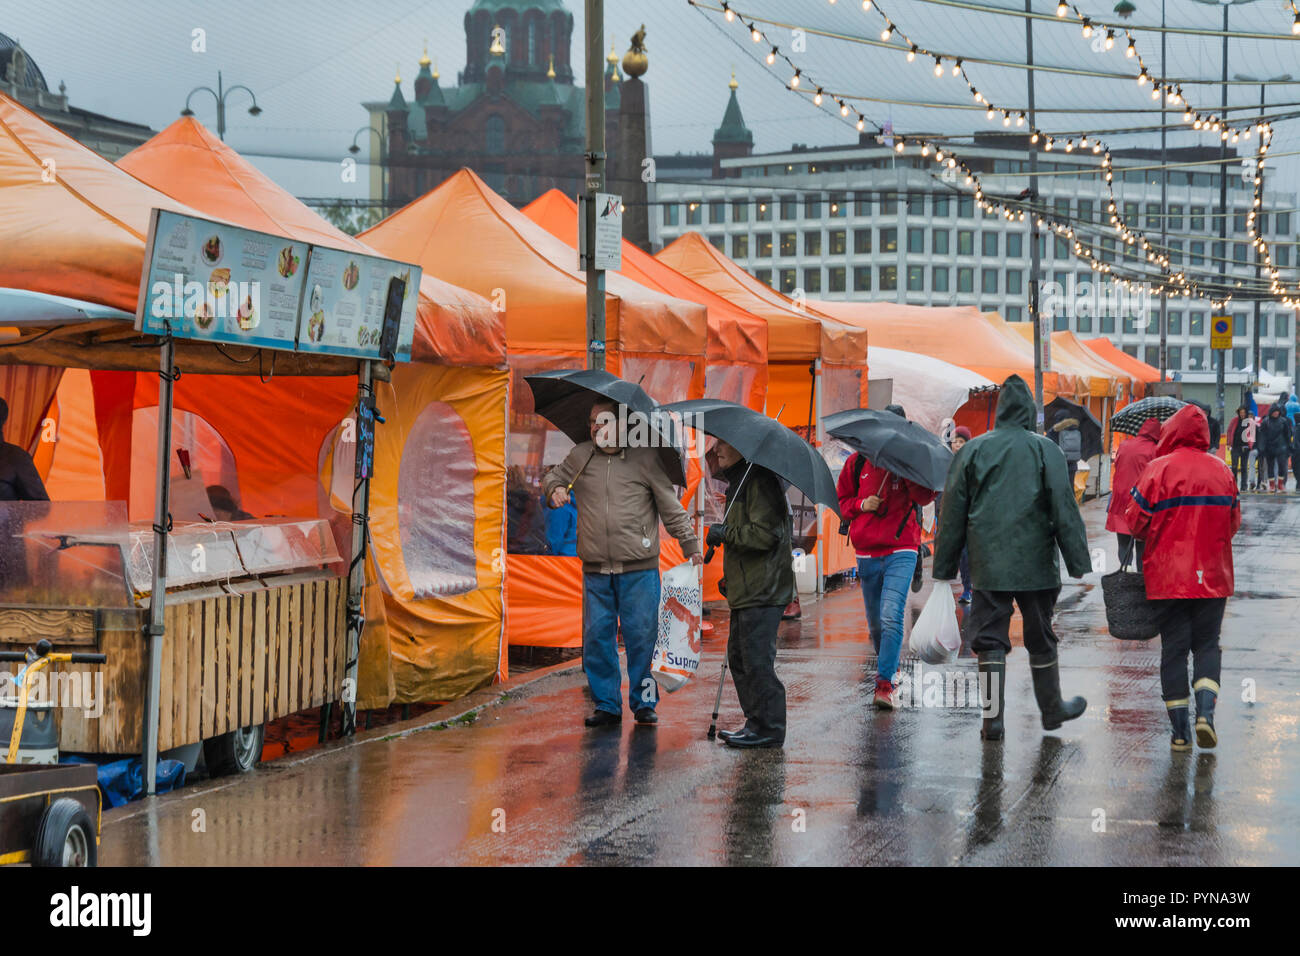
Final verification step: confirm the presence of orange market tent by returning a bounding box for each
[1082,336,1161,399]
[362,169,710,649]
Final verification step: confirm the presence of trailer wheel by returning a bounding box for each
[34,798,97,867]
[204,723,265,776]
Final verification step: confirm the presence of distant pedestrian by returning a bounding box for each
[947,426,973,603]
[1050,410,1084,487]
[0,398,48,502]
[1226,406,1256,491]
[544,399,702,728]
[1105,417,1161,570]
[1257,402,1293,493]
[1125,404,1240,752]
[837,404,936,710]
[707,439,793,749]
[933,375,1093,742]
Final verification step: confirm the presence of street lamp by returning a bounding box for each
[349,124,389,205]
[181,70,262,142]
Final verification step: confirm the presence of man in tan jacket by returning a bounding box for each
[544,399,702,727]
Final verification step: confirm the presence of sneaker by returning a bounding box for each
[959,589,973,604]
[873,678,898,711]
[782,598,801,621]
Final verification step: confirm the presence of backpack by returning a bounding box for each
[1059,428,1082,462]
[837,454,867,537]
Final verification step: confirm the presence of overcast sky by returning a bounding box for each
[6,0,1299,201]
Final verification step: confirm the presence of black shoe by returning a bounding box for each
[717,725,750,741]
[584,709,621,728]
[1193,679,1218,749]
[1167,701,1193,752]
[1029,653,1087,730]
[978,650,1006,741]
[633,707,658,726]
[724,730,782,749]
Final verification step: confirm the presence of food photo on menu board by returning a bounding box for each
[136,210,305,351]
[296,246,420,360]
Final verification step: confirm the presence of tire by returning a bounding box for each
[34,798,96,867]
[204,723,265,776]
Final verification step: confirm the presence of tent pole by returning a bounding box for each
[813,360,824,596]
[143,335,175,796]
[342,360,374,737]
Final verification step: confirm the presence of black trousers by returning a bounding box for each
[1116,533,1145,572]
[1230,445,1249,486]
[1155,598,1225,702]
[969,588,1061,657]
[728,605,786,741]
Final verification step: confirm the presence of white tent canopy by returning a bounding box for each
[866,346,995,435]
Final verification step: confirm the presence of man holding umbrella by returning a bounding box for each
[933,375,1093,742]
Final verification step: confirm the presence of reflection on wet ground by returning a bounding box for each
[103,498,1300,865]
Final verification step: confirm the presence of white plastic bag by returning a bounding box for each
[909,583,962,664]
[651,562,703,692]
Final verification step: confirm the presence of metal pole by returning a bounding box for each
[342,360,375,737]
[1026,0,1044,432]
[143,335,175,796]
[1158,0,1168,381]
[813,359,824,597]
[217,71,225,142]
[1251,82,1264,385]
[1215,5,1229,428]
[584,0,606,371]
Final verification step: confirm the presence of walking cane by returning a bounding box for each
[705,460,754,740]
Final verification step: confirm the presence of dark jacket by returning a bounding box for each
[0,442,48,501]
[933,375,1092,591]
[1105,417,1162,535]
[718,461,794,610]
[1051,415,1083,462]
[1257,403,1294,457]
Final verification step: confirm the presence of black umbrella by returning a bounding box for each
[1046,396,1103,460]
[524,369,685,485]
[822,408,954,492]
[1109,395,1186,436]
[660,399,840,514]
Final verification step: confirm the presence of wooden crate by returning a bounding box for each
[0,575,347,754]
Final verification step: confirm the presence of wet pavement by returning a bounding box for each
[102,497,1300,865]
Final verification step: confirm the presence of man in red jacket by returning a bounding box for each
[837,430,936,710]
[1125,404,1241,752]
[1105,417,1161,571]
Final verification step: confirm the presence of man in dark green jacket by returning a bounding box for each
[707,439,793,749]
[933,375,1093,742]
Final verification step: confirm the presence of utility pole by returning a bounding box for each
[1215,2,1229,427]
[1158,0,1168,381]
[1026,0,1044,433]
[584,0,607,371]
[1252,81,1264,388]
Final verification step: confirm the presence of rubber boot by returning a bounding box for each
[1029,652,1087,730]
[977,650,1006,741]
[1193,678,1219,749]
[1167,699,1192,752]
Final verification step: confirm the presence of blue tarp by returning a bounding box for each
[62,756,186,807]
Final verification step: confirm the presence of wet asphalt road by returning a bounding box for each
[102,496,1300,865]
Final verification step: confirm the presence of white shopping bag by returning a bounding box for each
[909,583,962,665]
[651,561,703,692]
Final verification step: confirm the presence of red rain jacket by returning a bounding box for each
[837,453,936,558]
[1105,417,1162,535]
[1124,405,1241,600]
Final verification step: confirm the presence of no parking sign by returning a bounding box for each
[1211,316,1232,350]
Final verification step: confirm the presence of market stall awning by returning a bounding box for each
[1081,336,1162,394]
[865,346,995,434]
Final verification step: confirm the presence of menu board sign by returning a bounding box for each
[295,246,420,362]
[134,209,420,361]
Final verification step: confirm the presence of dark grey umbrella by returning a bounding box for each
[659,399,840,513]
[524,369,685,484]
[1046,396,1103,460]
[822,408,954,492]
[1109,395,1186,436]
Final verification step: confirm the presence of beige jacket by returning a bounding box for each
[543,441,700,574]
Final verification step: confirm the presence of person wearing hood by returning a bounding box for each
[1124,404,1240,752]
[1257,401,1294,493]
[0,398,48,502]
[1226,405,1257,492]
[934,375,1093,742]
[1050,410,1084,487]
[837,402,936,710]
[1286,391,1300,423]
[1105,417,1161,570]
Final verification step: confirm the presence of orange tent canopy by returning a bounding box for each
[1082,336,1162,392]
[656,232,867,365]
[117,117,503,367]
[1004,324,1139,400]
[809,300,1071,397]
[521,190,766,372]
[361,168,707,362]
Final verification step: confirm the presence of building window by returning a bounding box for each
[1007,306,1022,322]
[1077,313,1092,333]
[982,232,999,257]
[907,193,925,216]
[1168,313,1182,335]
[804,231,822,256]
[756,198,772,221]
[855,192,872,216]
[933,230,949,255]
[1054,312,1068,332]
[1233,209,1247,233]
[1168,240,1182,264]
[1278,245,1291,267]
[933,267,949,292]
[908,228,925,254]
[882,194,898,215]
[1233,242,1247,264]
[1232,347,1246,370]
[754,268,772,286]
[829,230,846,255]
[805,195,822,219]
[780,269,797,293]
[732,234,749,259]
[1259,314,1269,338]
[1276,211,1291,234]
[829,192,848,218]
[907,265,924,291]
[709,201,726,224]
[687,202,703,225]
[1145,203,1161,229]
[829,267,846,293]
[1145,347,1160,368]
[981,268,998,294]
[1233,313,1246,337]
[957,267,974,293]
[1100,237,1115,263]
[1054,236,1069,259]
[1055,199,1071,219]
[958,196,974,218]
[708,234,724,251]
[757,233,773,257]
[1036,234,1046,259]
[933,197,950,217]
[779,232,796,256]
[880,266,898,291]
[1124,201,1138,223]
[803,268,822,293]
[780,196,798,220]
[1101,315,1115,333]
[957,230,974,255]
[663,204,680,226]
[882,228,898,253]
[1169,204,1184,230]
[1124,315,1138,335]
[1190,313,1205,336]
[1007,233,1023,258]
[1006,269,1023,295]
[853,266,872,291]
[1277,314,1290,338]
[854,229,872,255]
[1077,199,1093,224]
[485,115,506,154]
[1190,241,1204,265]
[732,199,749,222]
[1190,206,1205,230]
[1188,347,1204,370]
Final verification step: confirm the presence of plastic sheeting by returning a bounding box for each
[0,364,62,453]
[866,347,996,435]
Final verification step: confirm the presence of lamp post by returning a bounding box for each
[1234,73,1291,387]
[181,70,262,142]
[350,124,389,208]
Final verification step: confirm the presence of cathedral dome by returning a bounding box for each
[0,33,49,91]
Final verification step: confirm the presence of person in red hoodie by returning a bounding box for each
[1105,417,1162,571]
[837,405,937,710]
[1125,404,1241,753]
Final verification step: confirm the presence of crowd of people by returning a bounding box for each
[1227,393,1300,493]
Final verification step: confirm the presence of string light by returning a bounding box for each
[1056,1,1068,16]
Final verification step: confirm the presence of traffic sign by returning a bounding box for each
[1210,315,1232,350]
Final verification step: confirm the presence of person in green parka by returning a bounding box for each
[706,439,794,749]
[933,375,1094,742]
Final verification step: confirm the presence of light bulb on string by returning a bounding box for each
[1056,1,1067,15]
[1016,112,1025,126]
[1125,37,1136,58]
[1105,29,1115,50]
[751,27,762,42]
[907,45,917,62]
[934,57,944,77]
[790,70,801,88]
[952,59,962,76]
[723,3,734,22]
[814,88,823,105]
[766,47,777,65]
[1081,18,1093,38]
[863,0,872,9]
[881,24,893,40]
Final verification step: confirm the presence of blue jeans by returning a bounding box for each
[857,551,918,684]
[582,568,661,715]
